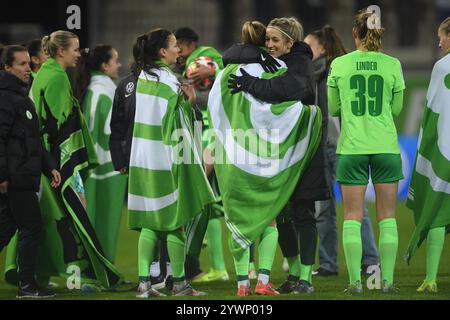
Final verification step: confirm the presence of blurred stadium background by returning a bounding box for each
[2,0,448,137]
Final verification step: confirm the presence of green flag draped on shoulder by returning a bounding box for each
[406,53,450,263]
[82,72,127,263]
[13,58,122,288]
[128,66,216,232]
[207,61,322,252]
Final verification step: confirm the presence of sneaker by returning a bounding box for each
[312,267,338,277]
[361,264,379,276]
[191,269,229,283]
[344,280,363,295]
[381,280,399,294]
[81,283,100,293]
[172,283,207,296]
[248,268,257,280]
[165,275,174,291]
[277,279,298,294]
[236,284,252,297]
[189,271,206,282]
[294,280,315,294]
[17,283,56,299]
[136,281,166,298]
[417,280,438,293]
[255,280,280,295]
[150,273,166,290]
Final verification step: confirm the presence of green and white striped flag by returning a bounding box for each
[207,61,322,252]
[82,72,127,263]
[128,66,216,233]
[406,53,450,262]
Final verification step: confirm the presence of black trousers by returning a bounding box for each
[0,189,43,285]
[277,199,317,266]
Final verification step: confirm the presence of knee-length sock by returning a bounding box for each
[425,226,446,282]
[166,230,186,282]
[138,228,158,282]
[378,218,398,285]
[206,217,226,271]
[343,220,362,285]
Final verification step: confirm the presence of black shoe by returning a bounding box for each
[17,283,56,299]
[165,275,174,291]
[149,274,166,290]
[361,264,379,277]
[312,267,338,277]
[294,280,314,294]
[277,279,298,294]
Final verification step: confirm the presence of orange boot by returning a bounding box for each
[255,280,280,295]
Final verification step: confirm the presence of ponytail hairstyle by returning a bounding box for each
[352,8,384,51]
[242,21,266,46]
[439,17,450,54]
[41,30,78,58]
[268,17,304,43]
[26,39,45,72]
[73,44,114,102]
[309,25,347,68]
[133,28,173,82]
[439,16,450,35]
[0,45,28,70]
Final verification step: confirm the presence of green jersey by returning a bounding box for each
[327,50,405,154]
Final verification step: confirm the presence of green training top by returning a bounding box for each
[327,50,405,154]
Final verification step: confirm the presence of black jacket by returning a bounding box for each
[222,42,330,201]
[313,55,329,143]
[109,70,138,171]
[223,42,316,105]
[0,71,57,191]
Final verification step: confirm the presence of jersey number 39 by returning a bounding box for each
[350,74,384,117]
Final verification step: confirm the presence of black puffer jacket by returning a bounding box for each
[223,42,316,104]
[0,71,57,191]
[109,70,139,171]
[222,42,330,201]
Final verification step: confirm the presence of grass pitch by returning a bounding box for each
[0,202,449,300]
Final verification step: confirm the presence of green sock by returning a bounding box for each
[166,230,186,281]
[343,220,362,285]
[206,217,226,271]
[258,226,278,271]
[425,227,445,282]
[138,228,158,280]
[286,255,301,278]
[300,264,313,283]
[378,218,398,285]
[229,237,249,279]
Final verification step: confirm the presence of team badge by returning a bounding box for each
[125,82,135,94]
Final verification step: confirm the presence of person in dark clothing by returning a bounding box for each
[0,45,61,298]
[109,36,141,174]
[108,39,173,290]
[225,17,330,294]
[25,39,48,90]
[109,69,138,173]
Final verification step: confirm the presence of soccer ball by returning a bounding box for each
[186,56,218,90]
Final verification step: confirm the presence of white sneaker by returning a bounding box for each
[136,281,165,298]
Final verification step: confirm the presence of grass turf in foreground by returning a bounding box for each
[0,202,449,300]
